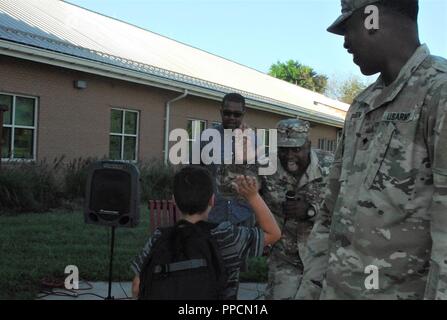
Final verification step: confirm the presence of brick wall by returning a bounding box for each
[0,55,341,162]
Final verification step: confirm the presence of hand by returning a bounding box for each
[233,175,259,200]
[283,197,311,221]
[234,123,256,164]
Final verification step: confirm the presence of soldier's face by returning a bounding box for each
[221,101,245,130]
[278,142,311,174]
[343,9,383,76]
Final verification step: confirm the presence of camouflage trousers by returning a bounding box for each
[265,252,304,300]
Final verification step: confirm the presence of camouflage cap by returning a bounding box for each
[277,119,310,148]
[327,0,380,35]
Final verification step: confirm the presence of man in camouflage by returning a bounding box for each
[207,92,258,228]
[262,119,333,300]
[297,0,447,300]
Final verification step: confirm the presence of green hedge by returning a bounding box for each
[0,159,64,213]
[63,157,97,200]
[0,158,175,214]
[139,159,175,200]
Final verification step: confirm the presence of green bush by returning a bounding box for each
[0,157,177,214]
[62,157,176,201]
[63,157,97,200]
[139,159,175,200]
[0,159,64,213]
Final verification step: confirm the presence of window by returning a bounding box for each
[329,140,335,152]
[109,108,139,161]
[187,119,206,155]
[210,121,221,128]
[187,119,206,142]
[318,138,336,152]
[1,93,37,160]
[258,129,270,156]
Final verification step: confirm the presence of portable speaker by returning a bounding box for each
[84,161,140,228]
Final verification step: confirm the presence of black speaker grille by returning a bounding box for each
[89,169,132,215]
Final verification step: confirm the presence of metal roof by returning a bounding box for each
[0,0,348,125]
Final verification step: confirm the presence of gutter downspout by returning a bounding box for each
[164,90,188,164]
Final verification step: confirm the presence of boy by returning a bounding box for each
[131,166,281,300]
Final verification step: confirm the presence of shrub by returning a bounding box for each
[0,159,63,213]
[0,157,177,214]
[63,157,97,200]
[139,159,175,200]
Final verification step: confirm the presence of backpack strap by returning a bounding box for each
[154,258,208,274]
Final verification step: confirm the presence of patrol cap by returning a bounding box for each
[328,0,381,35]
[277,119,310,148]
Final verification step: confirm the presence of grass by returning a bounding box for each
[0,206,151,300]
[0,206,267,300]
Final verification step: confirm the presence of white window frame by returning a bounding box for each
[318,138,324,150]
[109,108,140,162]
[318,138,336,152]
[1,92,38,162]
[258,129,270,155]
[187,119,207,142]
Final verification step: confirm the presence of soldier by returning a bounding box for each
[207,93,258,228]
[262,119,333,300]
[297,0,447,300]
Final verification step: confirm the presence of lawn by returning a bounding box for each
[0,206,267,300]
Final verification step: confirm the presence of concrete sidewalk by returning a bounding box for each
[37,282,267,300]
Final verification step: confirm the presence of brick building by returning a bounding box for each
[0,0,348,164]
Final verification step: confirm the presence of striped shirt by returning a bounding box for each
[131,221,264,299]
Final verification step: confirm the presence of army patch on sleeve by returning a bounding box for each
[382,112,415,122]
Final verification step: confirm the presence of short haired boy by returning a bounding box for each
[131,166,281,300]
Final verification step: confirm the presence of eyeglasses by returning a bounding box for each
[222,110,244,118]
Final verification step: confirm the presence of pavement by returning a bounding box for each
[37,281,267,300]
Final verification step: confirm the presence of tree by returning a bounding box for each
[326,75,369,104]
[269,60,328,94]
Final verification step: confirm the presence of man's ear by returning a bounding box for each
[208,194,215,208]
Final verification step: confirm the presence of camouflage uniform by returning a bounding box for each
[213,162,260,227]
[262,119,333,299]
[207,124,259,227]
[297,43,447,299]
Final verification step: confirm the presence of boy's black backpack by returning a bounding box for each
[138,220,227,300]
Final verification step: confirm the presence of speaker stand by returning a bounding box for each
[105,226,116,300]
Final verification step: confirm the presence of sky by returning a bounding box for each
[66,0,447,86]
